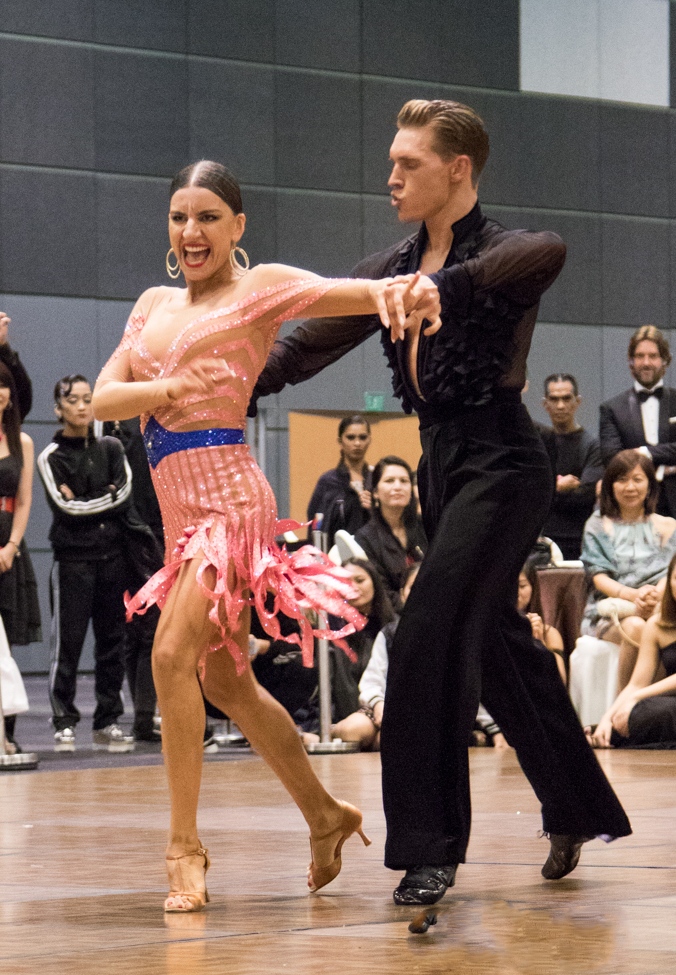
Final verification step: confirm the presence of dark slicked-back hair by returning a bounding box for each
[628,325,671,365]
[599,449,658,518]
[170,160,243,214]
[544,373,579,397]
[396,99,489,185]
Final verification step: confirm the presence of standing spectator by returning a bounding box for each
[355,455,426,611]
[541,374,603,560]
[0,311,33,421]
[98,418,164,743]
[37,375,135,753]
[0,362,41,753]
[306,415,373,546]
[600,326,676,517]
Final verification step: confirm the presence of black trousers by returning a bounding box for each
[125,605,159,734]
[380,402,632,869]
[49,554,127,732]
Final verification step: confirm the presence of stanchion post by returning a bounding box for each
[305,517,358,754]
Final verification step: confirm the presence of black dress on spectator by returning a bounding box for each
[355,514,426,611]
[0,455,40,645]
[307,463,372,545]
[611,640,676,748]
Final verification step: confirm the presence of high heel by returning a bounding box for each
[307,801,371,892]
[164,845,211,913]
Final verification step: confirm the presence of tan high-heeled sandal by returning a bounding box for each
[164,845,211,913]
[307,801,371,893]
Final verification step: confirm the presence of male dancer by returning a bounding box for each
[251,100,631,904]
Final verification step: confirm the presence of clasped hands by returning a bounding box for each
[372,272,441,341]
[633,584,659,619]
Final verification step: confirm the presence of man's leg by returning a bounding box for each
[91,553,128,731]
[126,606,159,739]
[48,560,94,734]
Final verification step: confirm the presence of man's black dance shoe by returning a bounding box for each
[541,834,594,880]
[392,865,457,905]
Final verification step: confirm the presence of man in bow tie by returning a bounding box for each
[600,325,676,516]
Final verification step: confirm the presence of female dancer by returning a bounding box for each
[93,161,438,912]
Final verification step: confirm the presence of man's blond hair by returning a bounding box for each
[397,99,489,185]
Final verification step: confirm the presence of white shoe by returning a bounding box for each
[54,727,76,752]
[92,724,135,753]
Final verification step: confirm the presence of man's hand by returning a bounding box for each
[556,474,581,493]
[0,312,10,346]
[371,273,442,340]
[165,357,236,402]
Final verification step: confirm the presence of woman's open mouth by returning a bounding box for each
[183,245,210,267]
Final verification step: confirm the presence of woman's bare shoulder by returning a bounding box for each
[250,263,321,288]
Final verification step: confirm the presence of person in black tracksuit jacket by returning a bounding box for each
[37,375,134,748]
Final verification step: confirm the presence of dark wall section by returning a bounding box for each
[0,0,673,669]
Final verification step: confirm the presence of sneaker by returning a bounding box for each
[92,724,135,753]
[203,726,219,754]
[54,727,76,752]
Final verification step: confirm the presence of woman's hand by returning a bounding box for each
[611,697,637,737]
[370,273,442,341]
[526,612,545,642]
[372,701,384,729]
[634,585,659,619]
[588,715,614,748]
[165,357,236,402]
[0,543,17,574]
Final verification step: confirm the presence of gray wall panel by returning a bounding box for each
[97,299,135,366]
[362,0,443,83]
[241,187,278,266]
[25,422,59,551]
[275,191,362,276]
[480,94,601,211]
[276,344,366,412]
[0,38,94,169]
[0,293,99,421]
[601,217,670,326]
[0,169,98,298]
[96,175,170,300]
[189,60,275,185]
[359,330,400,414]
[275,72,361,192]
[93,0,187,52]
[438,0,520,91]
[94,49,189,176]
[275,0,360,72]
[0,0,93,40]
[600,103,670,217]
[602,325,638,401]
[523,322,603,435]
[187,0,274,61]
[486,206,603,324]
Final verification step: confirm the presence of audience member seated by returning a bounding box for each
[579,449,676,692]
[306,415,373,546]
[540,373,603,561]
[329,565,510,751]
[355,455,426,611]
[518,557,566,682]
[0,362,40,753]
[588,552,676,749]
[299,558,395,743]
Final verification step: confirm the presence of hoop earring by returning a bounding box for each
[230,245,250,276]
[166,248,181,280]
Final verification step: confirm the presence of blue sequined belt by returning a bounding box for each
[143,416,246,468]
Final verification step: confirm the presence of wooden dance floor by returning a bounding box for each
[1,748,676,974]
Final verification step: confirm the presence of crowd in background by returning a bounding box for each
[4,315,676,756]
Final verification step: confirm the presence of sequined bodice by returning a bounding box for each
[110,278,342,432]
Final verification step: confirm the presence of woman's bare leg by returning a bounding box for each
[152,558,216,857]
[331,713,378,750]
[202,629,347,836]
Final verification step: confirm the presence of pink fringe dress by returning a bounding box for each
[105,279,364,673]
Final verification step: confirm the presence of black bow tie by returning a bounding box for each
[637,387,663,403]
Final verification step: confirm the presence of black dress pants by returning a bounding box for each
[380,402,632,869]
[49,553,127,732]
[125,605,159,735]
